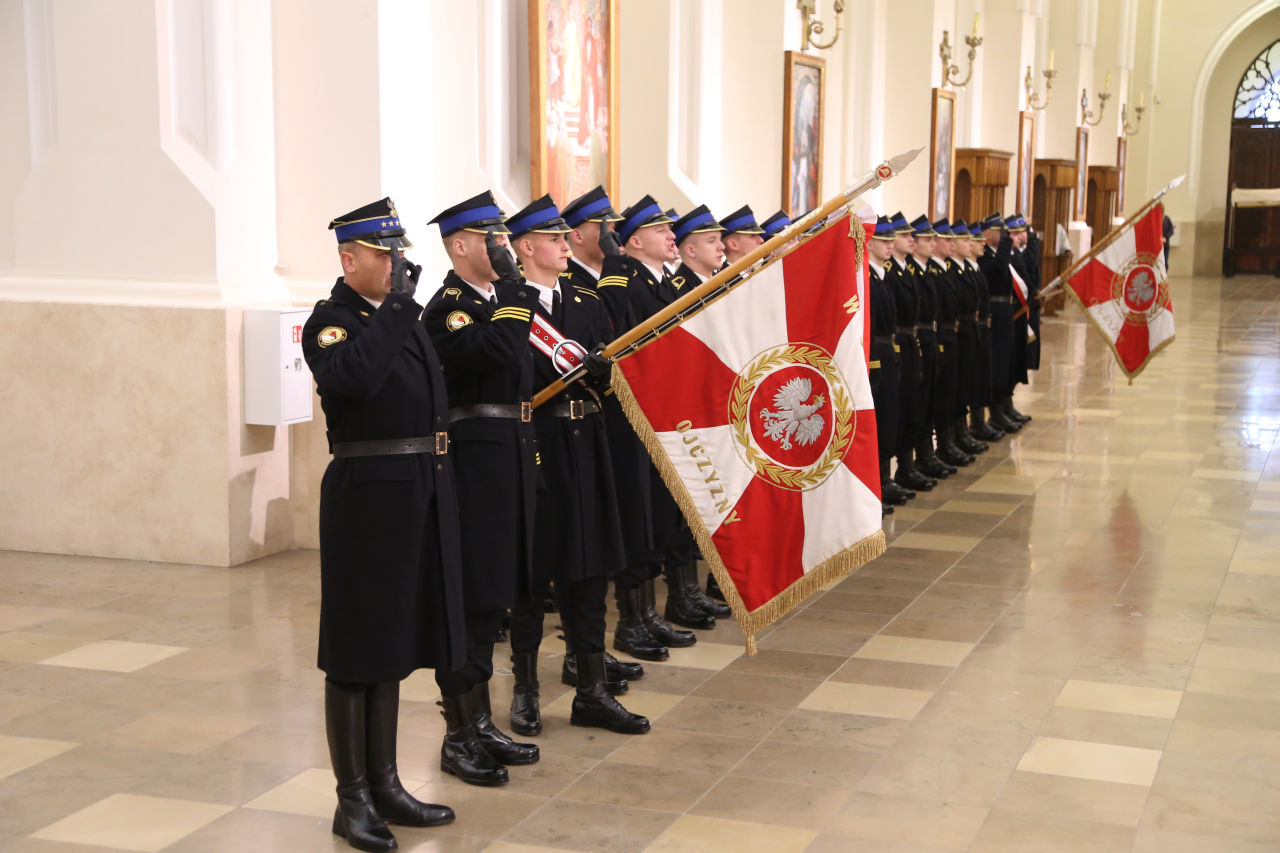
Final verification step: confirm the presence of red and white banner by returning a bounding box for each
[1065,204,1174,381]
[611,215,885,651]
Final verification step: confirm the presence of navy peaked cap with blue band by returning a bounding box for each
[760,210,792,239]
[933,218,956,237]
[1013,212,1030,229]
[618,195,673,243]
[561,186,624,227]
[507,194,571,237]
[429,190,510,236]
[1004,213,1027,231]
[969,223,984,237]
[981,212,1005,230]
[872,216,896,240]
[910,215,938,237]
[718,205,765,235]
[673,205,724,244]
[889,211,913,234]
[664,208,680,220]
[329,197,412,250]
[952,217,968,232]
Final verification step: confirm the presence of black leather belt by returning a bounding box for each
[895,325,917,335]
[331,434,449,458]
[538,399,601,420]
[990,295,1013,303]
[448,402,533,424]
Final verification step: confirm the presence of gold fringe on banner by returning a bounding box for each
[610,358,887,656]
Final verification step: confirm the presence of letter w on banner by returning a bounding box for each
[1064,203,1174,382]
[610,216,886,652]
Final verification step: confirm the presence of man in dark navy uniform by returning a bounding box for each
[928,219,974,468]
[504,194,650,736]
[597,197,699,660]
[303,198,460,852]
[561,185,625,291]
[719,205,766,267]
[867,217,907,513]
[886,212,935,494]
[978,212,1023,435]
[947,219,991,456]
[421,191,541,787]
[908,215,956,480]
[1010,213,1038,424]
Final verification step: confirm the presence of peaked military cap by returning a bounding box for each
[617,195,673,243]
[718,205,765,235]
[952,217,969,232]
[561,186,624,227]
[506,194,571,238]
[981,211,1005,230]
[932,217,955,237]
[969,223,985,238]
[329,197,411,250]
[429,190,511,237]
[1004,213,1027,232]
[910,215,938,237]
[872,215,896,240]
[664,207,680,220]
[889,211,914,234]
[1013,212,1030,229]
[673,205,724,244]
[759,210,792,239]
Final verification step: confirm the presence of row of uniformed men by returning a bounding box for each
[867,211,1042,514]
[303,187,788,852]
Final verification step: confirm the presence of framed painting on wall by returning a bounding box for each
[782,51,825,217]
[1116,136,1128,211]
[929,88,956,221]
[1074,126,1090,220]
[529,0,619,205]
[1016,111,1035,215]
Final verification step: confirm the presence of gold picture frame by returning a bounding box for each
[929,88,957,221]
[529,0,620,205]
[782,51,825,217]
[1016,111,1035,215]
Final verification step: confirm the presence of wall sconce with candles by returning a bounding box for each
[939,14,983,88]
[1121,91,1145,137]
[797,0,844,51]
[1024,51,1058,110]
[1081,72,1111,127]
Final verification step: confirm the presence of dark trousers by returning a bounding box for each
[614,550,658,591]
[509,575,608,656]
[434,608,504,697]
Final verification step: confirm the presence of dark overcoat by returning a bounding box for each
[887,258,922,447]
[422,272,540,611]
[302,279,466,683]
[868,263,900,464]
[978,238,1016,395]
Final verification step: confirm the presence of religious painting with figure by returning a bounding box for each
[930,88,956,220]
[1075,126,1090,220]
[1017,111,1035,215]
[529,0,618,203]
[782,51,825,217]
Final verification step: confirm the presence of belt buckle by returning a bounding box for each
[569,400,585,420]
[520,401,532,423]
[434,432,449,455]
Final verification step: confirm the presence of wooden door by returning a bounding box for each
[1224,124,1280,274]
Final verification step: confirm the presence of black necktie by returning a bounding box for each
[551,289,563,325]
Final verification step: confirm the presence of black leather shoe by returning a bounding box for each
[664,560,717,629]
[955,420,988,454]
[472,683,539,765]
[938,428,974,466]
[706,572,726,602]
[681,559,731,620]
[882,503,894,516]
[439,694,508,786]
[895,467,936,491]
[917,451,953,478]
[325,682,399,852]
[562,653,628,695]
[509,652,542,736]
[886,479,915,501]
[1007,401,1032,423]
[570,652,650,735]
[606,651,644,680]
[880,480,908,505]
[365,682,454,829]
[641,580,697,647]
[991,407,1022,433]
[971,420,1004,441]
[613,586,670,661]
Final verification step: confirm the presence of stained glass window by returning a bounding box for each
[1235,39,1280,124]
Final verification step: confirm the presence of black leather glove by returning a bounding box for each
[598,227,621,257]
[486,232,521,281]
[998,232,1013,255]
[1030,296,1042,310]
[389,248,421,298]
[583,346,613,380]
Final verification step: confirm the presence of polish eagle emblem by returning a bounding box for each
[1126,269,1155,306]
[759,377,826,450]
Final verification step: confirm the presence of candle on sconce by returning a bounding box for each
[1139,91,1145,108]
[972,13,979,37]
[1048,49,1055,70]
[1104,71,1111,91]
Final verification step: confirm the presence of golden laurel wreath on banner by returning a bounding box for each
[728,344,854,492]
[1110,251,1168,326]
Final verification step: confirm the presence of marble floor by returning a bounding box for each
[3,273,1280,852]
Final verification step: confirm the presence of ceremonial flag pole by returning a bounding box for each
[1016,173,1185,320]
[531,147,924,407]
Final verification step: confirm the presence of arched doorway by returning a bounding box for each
[1224,38,1280,275]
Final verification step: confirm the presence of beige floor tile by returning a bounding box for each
[1228,555,1280,576]
[645,814,816,853]
[0,633,87,663]
[1195,643,1280,674]
[1053,679,1183,719]
[1191,468,1260,482]
[969,812,1136,852]
[823,791,988,847]
[613,642,743,671]
[853,634,974,667]
[98,711,259,755]
[1035,706,1173,751]
[993,770,1151,826]
[890,532,981,552]
[607,727,757,773]
[37,640,186,673]
[690,775,851,830]
[798,681,933,720]
[542,687,681,724]
[1186,666,1280,701]
[243,766,378,818]
[503,799,676,853]
[937,499,1020,515]
[30,793,232,852]
[1141,787,1280,843]
[0,733,77,781]
[1016,736,1162,786]
[1132,827,1280,853]
[559,760,718,812]
[485,844,580,853]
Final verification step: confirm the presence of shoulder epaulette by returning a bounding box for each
[443,286,463,300]
[573,286,599,299]
[598,275,629,288]
[315,299,333,308]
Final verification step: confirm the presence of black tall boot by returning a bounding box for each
[613,585,669,661]
[664,560,716,629]
[439,693,508,786]
[937,424,975,466]
[570,651,651,734]
[990,398,1022,433]
[325,682,397,853]
[509,652,542,736]
[1006,397,1032,423]
[955,417,988,454]
[562,653,630,695]
[706,572,726,601]
[366,682,454,829]
[970,407,1004,441]
[683,558,731,620]
[471,681,539,765]
[641,578,696,648]
[917,435,954,478]
[894,446,936,491]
